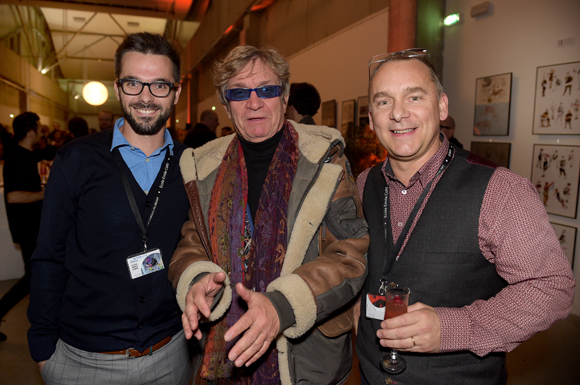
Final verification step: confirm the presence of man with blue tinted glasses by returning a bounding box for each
[28,33,194,384]
[169,45,369,385]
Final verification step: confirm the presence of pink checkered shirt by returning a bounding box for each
[356,135,575,356]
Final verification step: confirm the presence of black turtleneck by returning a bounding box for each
[238,127,285,222]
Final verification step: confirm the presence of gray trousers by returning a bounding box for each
[41,330,193,385]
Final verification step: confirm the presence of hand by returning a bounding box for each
[37,360,46,373]
[182,272,227,340]
[225,283,281,367]
[376,302,441,353]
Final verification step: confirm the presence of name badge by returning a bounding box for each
[366,293,386,320]
[126,248,164,279]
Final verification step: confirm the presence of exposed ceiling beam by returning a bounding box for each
[49,29,126,38]
[0,0,194,21]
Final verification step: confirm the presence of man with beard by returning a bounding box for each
[27,33,193,385]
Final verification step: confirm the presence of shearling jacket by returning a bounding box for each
[169,121,369,384]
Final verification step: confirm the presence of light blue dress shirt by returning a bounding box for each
[110,118,174,194]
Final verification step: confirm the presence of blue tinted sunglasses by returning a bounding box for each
[225,85,282,101]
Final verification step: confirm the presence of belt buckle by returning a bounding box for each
[126,348,140,358]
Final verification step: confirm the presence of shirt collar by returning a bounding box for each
[110,117,174,156]
[382,132,450,188]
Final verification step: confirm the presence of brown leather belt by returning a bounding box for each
[100,336,172,358]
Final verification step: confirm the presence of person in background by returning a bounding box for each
[286,82,321,125]
[98,110,115,131]
[1,112,44,342]
[169,45,369,384]
[355,48,575,385]
[439,115,463,149]
[67,116,89,139]
[220,125,234,136]
[183,109,219,148]
[27,32,194,385]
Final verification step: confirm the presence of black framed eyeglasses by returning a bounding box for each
[225,85,282,101]
[116,78,179,98]
[369,48,431,78]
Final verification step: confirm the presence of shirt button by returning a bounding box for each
[139,296,145,303]
[145,201,151,208]
[398,222,403,227]
[130,146,135,151]
[144,190,149,194]
[137,324,143,329]
[402,189,407,194]
[145,158,150,163]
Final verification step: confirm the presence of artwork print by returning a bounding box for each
[474,73,512,136]
[321,100,336,128]
[470,142,511,168]
[550,223,576,267]
[341,99,355,138]
[357,96,370,128]
[533,61,580,134]
[531,144,580,218]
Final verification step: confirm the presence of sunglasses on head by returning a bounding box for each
[225,85,282,101]
[368,48,431,78]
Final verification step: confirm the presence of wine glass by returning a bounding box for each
[380,283,410,375]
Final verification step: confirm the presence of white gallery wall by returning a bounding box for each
[443,0,580,315]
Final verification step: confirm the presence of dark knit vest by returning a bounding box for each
[356,147,508,385]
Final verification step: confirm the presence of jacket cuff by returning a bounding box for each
[176,261,232,322]
[267,273,316,338]
[262,291,296,331]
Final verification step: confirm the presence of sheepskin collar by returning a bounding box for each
[180,120,344,183]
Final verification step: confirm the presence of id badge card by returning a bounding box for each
[366,293,386,320]
[126,248,165,279]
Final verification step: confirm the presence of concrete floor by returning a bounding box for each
[1,278,579,384]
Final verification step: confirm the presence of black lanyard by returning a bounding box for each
[113,147,171,252]
[379,146,454,293]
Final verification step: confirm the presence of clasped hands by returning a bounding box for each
[377,302,442,353]
[182,272,280,368]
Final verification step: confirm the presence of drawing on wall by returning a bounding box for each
[341,99,355,138]
[321,100,336,128]
[357,96,369,128]
[550,223,576,268]
[531,144,580,218]
[533,61,580,134]
[470,142,511,168]
[474,73,512,136]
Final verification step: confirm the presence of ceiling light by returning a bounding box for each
[73,17,86,22]
[82,82,108,106]
[444,13,461,26]
[127,21,140,27]
[211,106,216,111]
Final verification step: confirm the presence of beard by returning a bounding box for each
[121,100,173,136]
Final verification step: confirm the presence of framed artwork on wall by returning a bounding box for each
[550,223,576,268]
[531,144,580,218]
[357,95,370,128]
[321,99,336,128]
[341,99,355,138]
[470,141,511,168]
[533,61,580,134]
[474,73,512,136]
